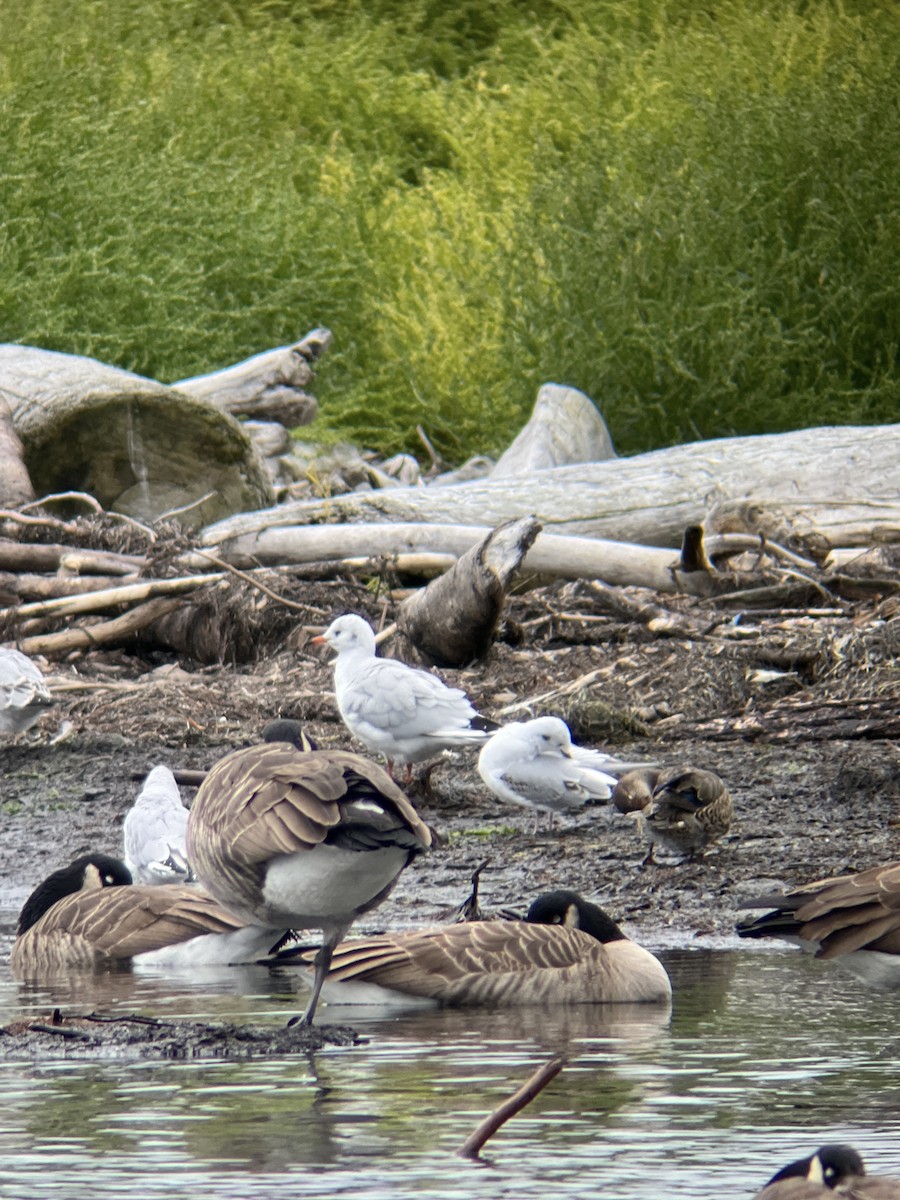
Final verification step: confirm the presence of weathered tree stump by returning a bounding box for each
[398,516,542,665]
[0,345,274,526]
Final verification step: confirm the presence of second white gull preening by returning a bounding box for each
[312,613,495,778]
[478,716,652,831]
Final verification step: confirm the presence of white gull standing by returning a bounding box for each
[0,647,55,735]
[312,614,496,779]
[478,715,653,832]
[123,765,193,886]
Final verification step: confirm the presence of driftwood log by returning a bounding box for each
[0,345,274,526]
[200,423,900,552]
[190,520,822,596]
[398,516,541,665]
[0,395,34,508]
[490,383,615,477]
[173,327,331,429]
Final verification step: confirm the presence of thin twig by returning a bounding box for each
[192,549,313,612]
[458,1055,567,1159]
[157,491,217,522]
[495,666,613,716]
[17,491,157,539]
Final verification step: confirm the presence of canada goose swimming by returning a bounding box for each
[10,854,274,976]
[186,739,433,1024]
[639,766,732,863]
[0,646,55,735]
[288,889,672,1008]
[311,613,495,779]
[477,716,652,832]
[736,860,900,988]
[754,1143,900,1198]
[123,765,193,886]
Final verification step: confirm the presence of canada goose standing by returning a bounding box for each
[736,860,900,988]
[123,765,193,885]
[292,889,672,1007]
[186,739,433,1024]
[640,765,732,863]
[10,854,272,976]
[754,1143,900,1199]
[0,646,55,735]
[311,613,495,779]
[477,716,651,832]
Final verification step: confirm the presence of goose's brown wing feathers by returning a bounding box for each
[321,920,615,1004]
[10,885,244,973]
[740,861,900,957]
[789,862,900,958]
[187,745,432,891]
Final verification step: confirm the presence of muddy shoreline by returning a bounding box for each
[2,584,896,952]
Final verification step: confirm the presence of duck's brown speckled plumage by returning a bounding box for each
[643,765,733,859]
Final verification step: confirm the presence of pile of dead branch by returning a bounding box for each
[0,488,897,751]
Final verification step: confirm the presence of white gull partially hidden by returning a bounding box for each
[478,715,652,832]
[0,647,55,735]
[123,765,193,886]
[313,614,495,778]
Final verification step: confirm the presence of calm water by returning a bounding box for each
[0,922,898,1200]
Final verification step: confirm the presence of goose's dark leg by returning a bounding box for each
[288,925,348,1026]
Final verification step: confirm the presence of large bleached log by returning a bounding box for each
[200,424,900,551]
[0,344,273,526]
[398,516,541,665]
[190,520,727,594]
[172,328,331,428]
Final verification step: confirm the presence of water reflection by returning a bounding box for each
[0,938,898,1199]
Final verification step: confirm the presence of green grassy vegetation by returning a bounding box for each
[1,0,897,460]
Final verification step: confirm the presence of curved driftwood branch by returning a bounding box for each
[172,328,332,428]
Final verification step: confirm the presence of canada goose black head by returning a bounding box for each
[16,854,132,937]
[753,1144,900,1199]
[262,719,317,751]
[525,890,629,943]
